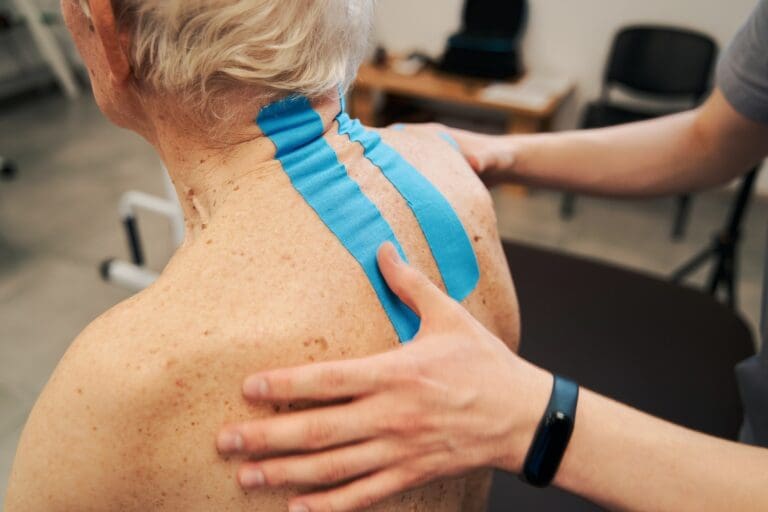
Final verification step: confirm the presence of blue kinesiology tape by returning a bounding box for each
[337,103,479,301]
[257,96,420,342]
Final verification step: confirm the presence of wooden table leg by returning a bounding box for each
[350,87,377,126]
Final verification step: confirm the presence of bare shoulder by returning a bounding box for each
[378,126,520,351]
[376,126,499,264]
[378,126,495,221]
[4,287,266,511]
[4,293,156,511]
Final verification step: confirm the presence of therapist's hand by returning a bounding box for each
[217,242,551,512]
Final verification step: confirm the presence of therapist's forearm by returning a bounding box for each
[497,90,768,197]
[509,111,713,196]
[552,388,768,512]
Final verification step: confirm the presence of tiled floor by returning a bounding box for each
[0,92,765,502]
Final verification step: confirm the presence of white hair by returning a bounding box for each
[80,0,374,121]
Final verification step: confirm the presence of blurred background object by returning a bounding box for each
[559,25,718,239]
[1,0,766,509]
[439,0,528,79]
[98,168,184,291]
[0,0,81,99]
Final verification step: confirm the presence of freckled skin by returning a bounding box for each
[4,127,519,511]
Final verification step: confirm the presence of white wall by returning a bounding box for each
[375,0,767,188]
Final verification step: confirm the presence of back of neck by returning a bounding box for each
[146,92,342,236]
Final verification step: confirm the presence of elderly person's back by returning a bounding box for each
[4,1,520,510]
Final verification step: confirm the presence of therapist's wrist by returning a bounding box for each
[494,356,554,474]
[479,134,536,186]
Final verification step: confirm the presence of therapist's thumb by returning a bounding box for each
[377,242,453,318]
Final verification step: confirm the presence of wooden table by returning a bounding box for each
[350,61,573,134]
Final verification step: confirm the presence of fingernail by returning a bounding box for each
[289,504,310,512]
[217,430,244,453]
[243,376,269,398]
[384,242,403,265]
[240,468,265,488]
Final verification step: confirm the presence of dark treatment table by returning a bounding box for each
[487,240,755,511]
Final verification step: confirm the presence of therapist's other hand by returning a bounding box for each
[217,242,551,512]
[391,123,519,175]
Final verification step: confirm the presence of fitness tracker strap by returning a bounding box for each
[521,374,579,487]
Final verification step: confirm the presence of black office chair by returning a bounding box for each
[561,26,718,239]
[488,240,753,511]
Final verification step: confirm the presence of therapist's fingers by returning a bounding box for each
[377,242,458,319]
[237,439,396,488]
[218,399,377,456]
[242,350,404,402]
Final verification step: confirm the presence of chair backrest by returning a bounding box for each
[461,0,528,39]
[604,26,718,100]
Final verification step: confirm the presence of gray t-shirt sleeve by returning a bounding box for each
[717,0,768,124]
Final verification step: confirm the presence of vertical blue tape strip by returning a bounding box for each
[336,108,480,301]
[257,96,420,342]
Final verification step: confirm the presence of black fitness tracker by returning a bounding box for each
[521,374,579,487]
